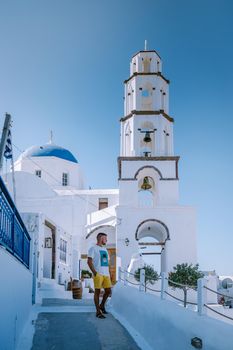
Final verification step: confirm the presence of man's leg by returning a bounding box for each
[100,288,111,311]
[93,274,105,317]
[94,289,106,318]
[94,289,101,313]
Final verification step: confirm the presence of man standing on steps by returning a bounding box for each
[87,232,112,319]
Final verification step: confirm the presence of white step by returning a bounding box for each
[37,278,73,301]
[37,289,73,300]
[39,284,65,292]
[39,279,65,291]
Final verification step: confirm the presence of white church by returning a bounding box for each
[6,48,197,289]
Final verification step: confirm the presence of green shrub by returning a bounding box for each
[81,269,92,278]
[169,263,204,307]
[134,264,159,287]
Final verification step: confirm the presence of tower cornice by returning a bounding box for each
[131,50,161,59]
[124,72,170,85]
[120,110,174,123]
[118,156,180,180]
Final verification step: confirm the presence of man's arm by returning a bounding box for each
[108,254,112,282]
[87,257,97,276]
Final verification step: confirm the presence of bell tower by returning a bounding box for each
[120,48,174,158]
[116,46,197,273]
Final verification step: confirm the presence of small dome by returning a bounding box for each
[19,144,78,163]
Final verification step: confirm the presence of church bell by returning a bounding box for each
[141,176,152,190]
[143,131,152,143]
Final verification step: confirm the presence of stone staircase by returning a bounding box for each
[37,278,73,302]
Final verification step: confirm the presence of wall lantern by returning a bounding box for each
[125,238,130,246]
[191,337,202,349]
[45,237,52,248]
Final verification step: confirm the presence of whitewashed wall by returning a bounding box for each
[119,179,179,206]
[116,205,197,272]
[6,172,118,239]
[111,284,233,350]
[0,247,32,350]
[120,159,177,179]
[14,156,84,189]
[129,51,162,76]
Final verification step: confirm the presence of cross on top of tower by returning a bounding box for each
[49,130,54,144]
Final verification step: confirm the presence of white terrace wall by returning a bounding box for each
[111,284,233,350]
[21,213,74,288]
[0,247,32,350]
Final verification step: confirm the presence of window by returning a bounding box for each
[60,238,67,263]
[141,84,153,110]
[164,131,169,155]
[98,198,108,210]
[142,89,149,97]
[35,170,41,178]
[62,173,69,186]
[125,123,131,156]
[142,58,150,73]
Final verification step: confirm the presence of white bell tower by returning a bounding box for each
[120,48,174,158]
[116,46,197,273]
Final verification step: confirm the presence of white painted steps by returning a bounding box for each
[39,278,65,291]
[37,278,73,301]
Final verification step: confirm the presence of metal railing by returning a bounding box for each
[166,277,198,306]
[0,176,30,268]
[119,268,162,294]
[118,268,233,323]
[203,286,233,321]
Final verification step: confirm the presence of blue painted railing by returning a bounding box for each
[0,176,30,268]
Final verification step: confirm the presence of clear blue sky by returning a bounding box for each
[0,0,233,275]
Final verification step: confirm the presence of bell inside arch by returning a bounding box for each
[143,131,152,143]
[141,176,152,190]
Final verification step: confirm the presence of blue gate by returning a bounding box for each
[0,176,30,268]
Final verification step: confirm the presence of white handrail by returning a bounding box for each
[118,268,233,322]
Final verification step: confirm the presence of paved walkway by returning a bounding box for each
[31,298,141,350]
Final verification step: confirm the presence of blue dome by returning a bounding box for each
[20,144,78,163]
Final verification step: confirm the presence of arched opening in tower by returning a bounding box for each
[135,219,169,275]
